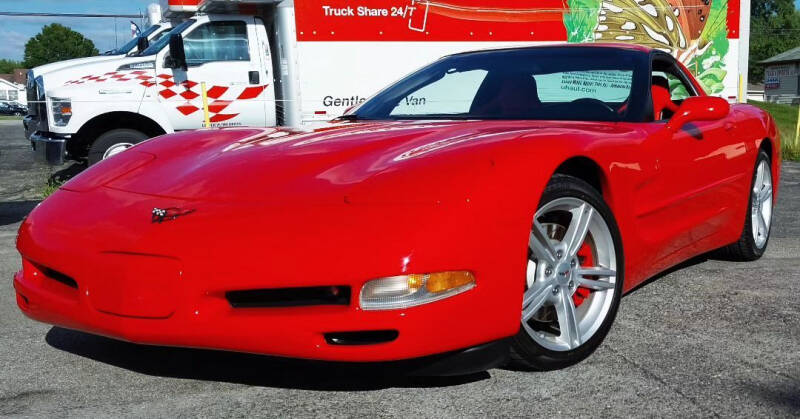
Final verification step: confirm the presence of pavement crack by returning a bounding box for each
[605,344,721,418]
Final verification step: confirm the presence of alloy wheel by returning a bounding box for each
[522,197,618,352]
[102,142,134,160]
[751,160,773,249]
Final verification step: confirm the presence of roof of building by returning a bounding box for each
[760,46,800,65]
[0,77,23,89]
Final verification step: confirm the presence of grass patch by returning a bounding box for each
[41,178,63,198]
[0,115,23,120]
[748,100,800,161]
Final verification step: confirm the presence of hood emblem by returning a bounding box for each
[152,207,195,223]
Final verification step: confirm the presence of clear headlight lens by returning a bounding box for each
[51,97,72,126]
[359,271,475,310]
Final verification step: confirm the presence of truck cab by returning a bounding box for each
[26,6,279,165]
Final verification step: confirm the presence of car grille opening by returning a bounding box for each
[225,285,351,308]
[324,330,399,345]
[31,262,78,289]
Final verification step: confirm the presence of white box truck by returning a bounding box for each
[25,0,751,165]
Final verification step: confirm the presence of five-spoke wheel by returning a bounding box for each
[511,174,623,370]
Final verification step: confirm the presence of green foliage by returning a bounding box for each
[564,0,601,43]
[23,24,98,68]
[684,0,729,94]
[41,178,62,198]
[749,0,800,82]
[748,100,800,161]
[0,59,23,73]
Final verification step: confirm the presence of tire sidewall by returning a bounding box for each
[743,151,773,257]
[88,129,149,166]
[512,174,625,369]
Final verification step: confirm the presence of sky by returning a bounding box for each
[0,0,155,62]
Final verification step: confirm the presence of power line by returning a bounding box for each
[0,11,142,18]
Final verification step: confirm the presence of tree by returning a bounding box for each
[749,0,800,83]
[23,24,98,68]
[0,59,23,73]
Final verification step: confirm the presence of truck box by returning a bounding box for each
[25,0,750,165]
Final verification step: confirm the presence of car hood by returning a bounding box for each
[92,120,622,204]
[41,56,155,97]
[31,55,123,79]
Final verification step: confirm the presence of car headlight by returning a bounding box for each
[51,97,72,126]
[359,271,475,310]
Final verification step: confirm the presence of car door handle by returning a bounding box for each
[248,71,260,85]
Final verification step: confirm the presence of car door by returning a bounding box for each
[156,16,272,130]
[635,60,744,275]
[660,67,749,246]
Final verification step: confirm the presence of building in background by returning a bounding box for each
[0,77,26,105]
[760,46,800,104]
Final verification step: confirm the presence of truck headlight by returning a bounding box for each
[359,271,475,310]
[51,97,72,126]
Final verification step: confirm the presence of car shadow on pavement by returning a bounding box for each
[0,200,39,226]
[49,162,86,183]
[44,327,490,390]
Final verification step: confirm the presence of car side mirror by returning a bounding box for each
[136,36,149,53]
[166,33,187,70]
[665,96,730,133]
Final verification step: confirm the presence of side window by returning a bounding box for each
[183,21,249,66]
[390,69,488,116]
[534,70,633,103]
[652,70,694,101]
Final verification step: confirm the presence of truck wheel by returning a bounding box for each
[88,129,149,165]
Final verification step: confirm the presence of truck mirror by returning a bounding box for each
[167,33,187,70]
[136,36,149,53]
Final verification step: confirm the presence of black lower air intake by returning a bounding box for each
[225,285,350,308]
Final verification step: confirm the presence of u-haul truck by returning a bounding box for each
[26,0,750,165]
[26,4,173,94]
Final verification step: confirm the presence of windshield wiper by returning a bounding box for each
[336,114,375,121]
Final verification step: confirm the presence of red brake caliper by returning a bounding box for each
[573,241,594,307]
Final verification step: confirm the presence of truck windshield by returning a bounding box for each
[104,24,162,56]
[350,47,646,123]
[139,19,195,56]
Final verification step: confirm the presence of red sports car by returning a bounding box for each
[14,45,780,373]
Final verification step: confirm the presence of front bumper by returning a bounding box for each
[29,132,67,166]
[14,187,525,363]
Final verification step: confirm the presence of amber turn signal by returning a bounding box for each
[360,271,475,310]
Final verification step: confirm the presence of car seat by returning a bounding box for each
[652,76,679,120]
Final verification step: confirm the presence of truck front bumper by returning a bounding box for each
[30,132,67,166]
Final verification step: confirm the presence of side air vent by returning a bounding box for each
[32,262,78,289]
[324,330,399,345]
[225,285,350,308]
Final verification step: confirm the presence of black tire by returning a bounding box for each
[87,129,149,165]
[717,150,772,261]
[509,174,625,371]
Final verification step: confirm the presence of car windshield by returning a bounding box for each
[139,19,194,56]
[350,47,646,123]
[104,24,162,56]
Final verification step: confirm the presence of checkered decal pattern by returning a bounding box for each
[64,71,267,123]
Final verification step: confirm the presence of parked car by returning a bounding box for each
[0,101,26,116]
[13,45,780,374]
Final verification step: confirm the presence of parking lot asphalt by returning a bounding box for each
[0,119,798,417]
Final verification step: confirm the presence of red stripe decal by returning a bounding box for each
[237,85,266,100]
[206,86,228,99]
[210,113,238,123]
[176,105,200,115]
[208,100,232,114]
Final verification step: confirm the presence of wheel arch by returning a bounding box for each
[552,156,609,199]
[71,112,167,158]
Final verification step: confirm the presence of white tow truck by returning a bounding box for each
[25,0,751,165]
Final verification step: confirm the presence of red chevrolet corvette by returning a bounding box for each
[14,45,780,373]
